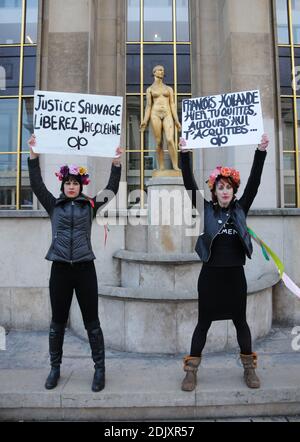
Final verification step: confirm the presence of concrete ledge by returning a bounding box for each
[0,210,49,218]
[114,250,200,264]
[0,365,299,421]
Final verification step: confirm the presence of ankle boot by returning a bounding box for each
[181,355,201,391]
[240,352,260,389]
[45,321,65,390]
[86,321,105,392]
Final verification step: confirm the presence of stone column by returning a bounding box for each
[147,177,196,254]
[38,0,91,195]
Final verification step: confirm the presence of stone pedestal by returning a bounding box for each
[70,177,277,354]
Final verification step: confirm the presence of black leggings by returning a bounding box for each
[49,261,99,327]
[190,317,252,356]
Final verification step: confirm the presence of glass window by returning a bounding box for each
[281,98,294,150]
[283,153,296,206]
[177,45,191,93]
[143,44,174,91]
[0,154,17,209]
[176,0,189,41]
[126,96,141,150]
[21,153,33,209]
[22,46,36,94]
[144,0,172,42]
[276,0,289,44]
[21,97,34,150]
[279,47,292,95]
[297,98,300,150]
[0,98,18,152]
[25,0,38,44]
[126,1,191,207]
[127,0,140,41]
[0,0,38,209]
[0,186,15,209]
[0,0,22,44]
[127,45,140,93]
[292,0,300,43]
[0,46,20,96]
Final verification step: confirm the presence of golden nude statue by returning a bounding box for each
[140,65,182,175]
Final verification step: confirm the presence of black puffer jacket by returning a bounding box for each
[180,149,267,263]
[28,157,121,263]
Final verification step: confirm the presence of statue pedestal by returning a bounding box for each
[70,176,275,354]
[152,169,182,178]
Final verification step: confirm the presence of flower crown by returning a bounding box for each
[207,166,240,190]
[55,165,90,185]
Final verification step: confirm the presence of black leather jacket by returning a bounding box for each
[180,149,267,263]
[28,157,121,263]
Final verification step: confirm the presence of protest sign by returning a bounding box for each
[181,90,263,148]
[33,90,123,157]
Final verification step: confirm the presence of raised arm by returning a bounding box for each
[92,147,123,217]
[27,134,56,214]
[238,134,269,214]
[179,138,205,212]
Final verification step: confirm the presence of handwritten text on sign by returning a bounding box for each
[33,90,123,157]
[181,90,263,148]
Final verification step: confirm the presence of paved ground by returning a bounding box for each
[0,326,299,421]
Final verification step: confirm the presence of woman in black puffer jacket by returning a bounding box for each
[28,134,122,392]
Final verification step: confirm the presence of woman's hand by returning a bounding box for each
[258,133,269,151]
[178,137,191,153]
[28,134,39,159]
[112,146,124,166]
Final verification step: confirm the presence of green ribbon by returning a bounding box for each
[247,226,284,278]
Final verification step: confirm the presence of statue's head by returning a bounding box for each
[152,65,164,76]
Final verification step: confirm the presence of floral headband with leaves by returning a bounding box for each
[207,166,240,190]
[55,165,90,185]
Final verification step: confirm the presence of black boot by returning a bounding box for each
[45,321,65,390]
[86,321,105,392]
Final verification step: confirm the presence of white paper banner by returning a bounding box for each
[181,90,264,149]
[33,90,123,157]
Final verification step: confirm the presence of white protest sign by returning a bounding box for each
[33,90,123,157]
[181,90,264,148]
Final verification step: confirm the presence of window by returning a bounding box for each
[126,0,191,207]
[0,0,38,209]
[275,0,300,207]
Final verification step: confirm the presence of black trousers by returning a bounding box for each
[49,261,99,326]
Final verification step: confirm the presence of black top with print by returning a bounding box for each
[205,215,246,267]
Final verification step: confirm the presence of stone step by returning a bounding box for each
[1,361,299,421]
[1,328,299,421]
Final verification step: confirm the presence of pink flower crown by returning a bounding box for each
[207,166,240,190]
[55,165,90,185]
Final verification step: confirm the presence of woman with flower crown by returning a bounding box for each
[178,133,269,392]
[27,134,123,392]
